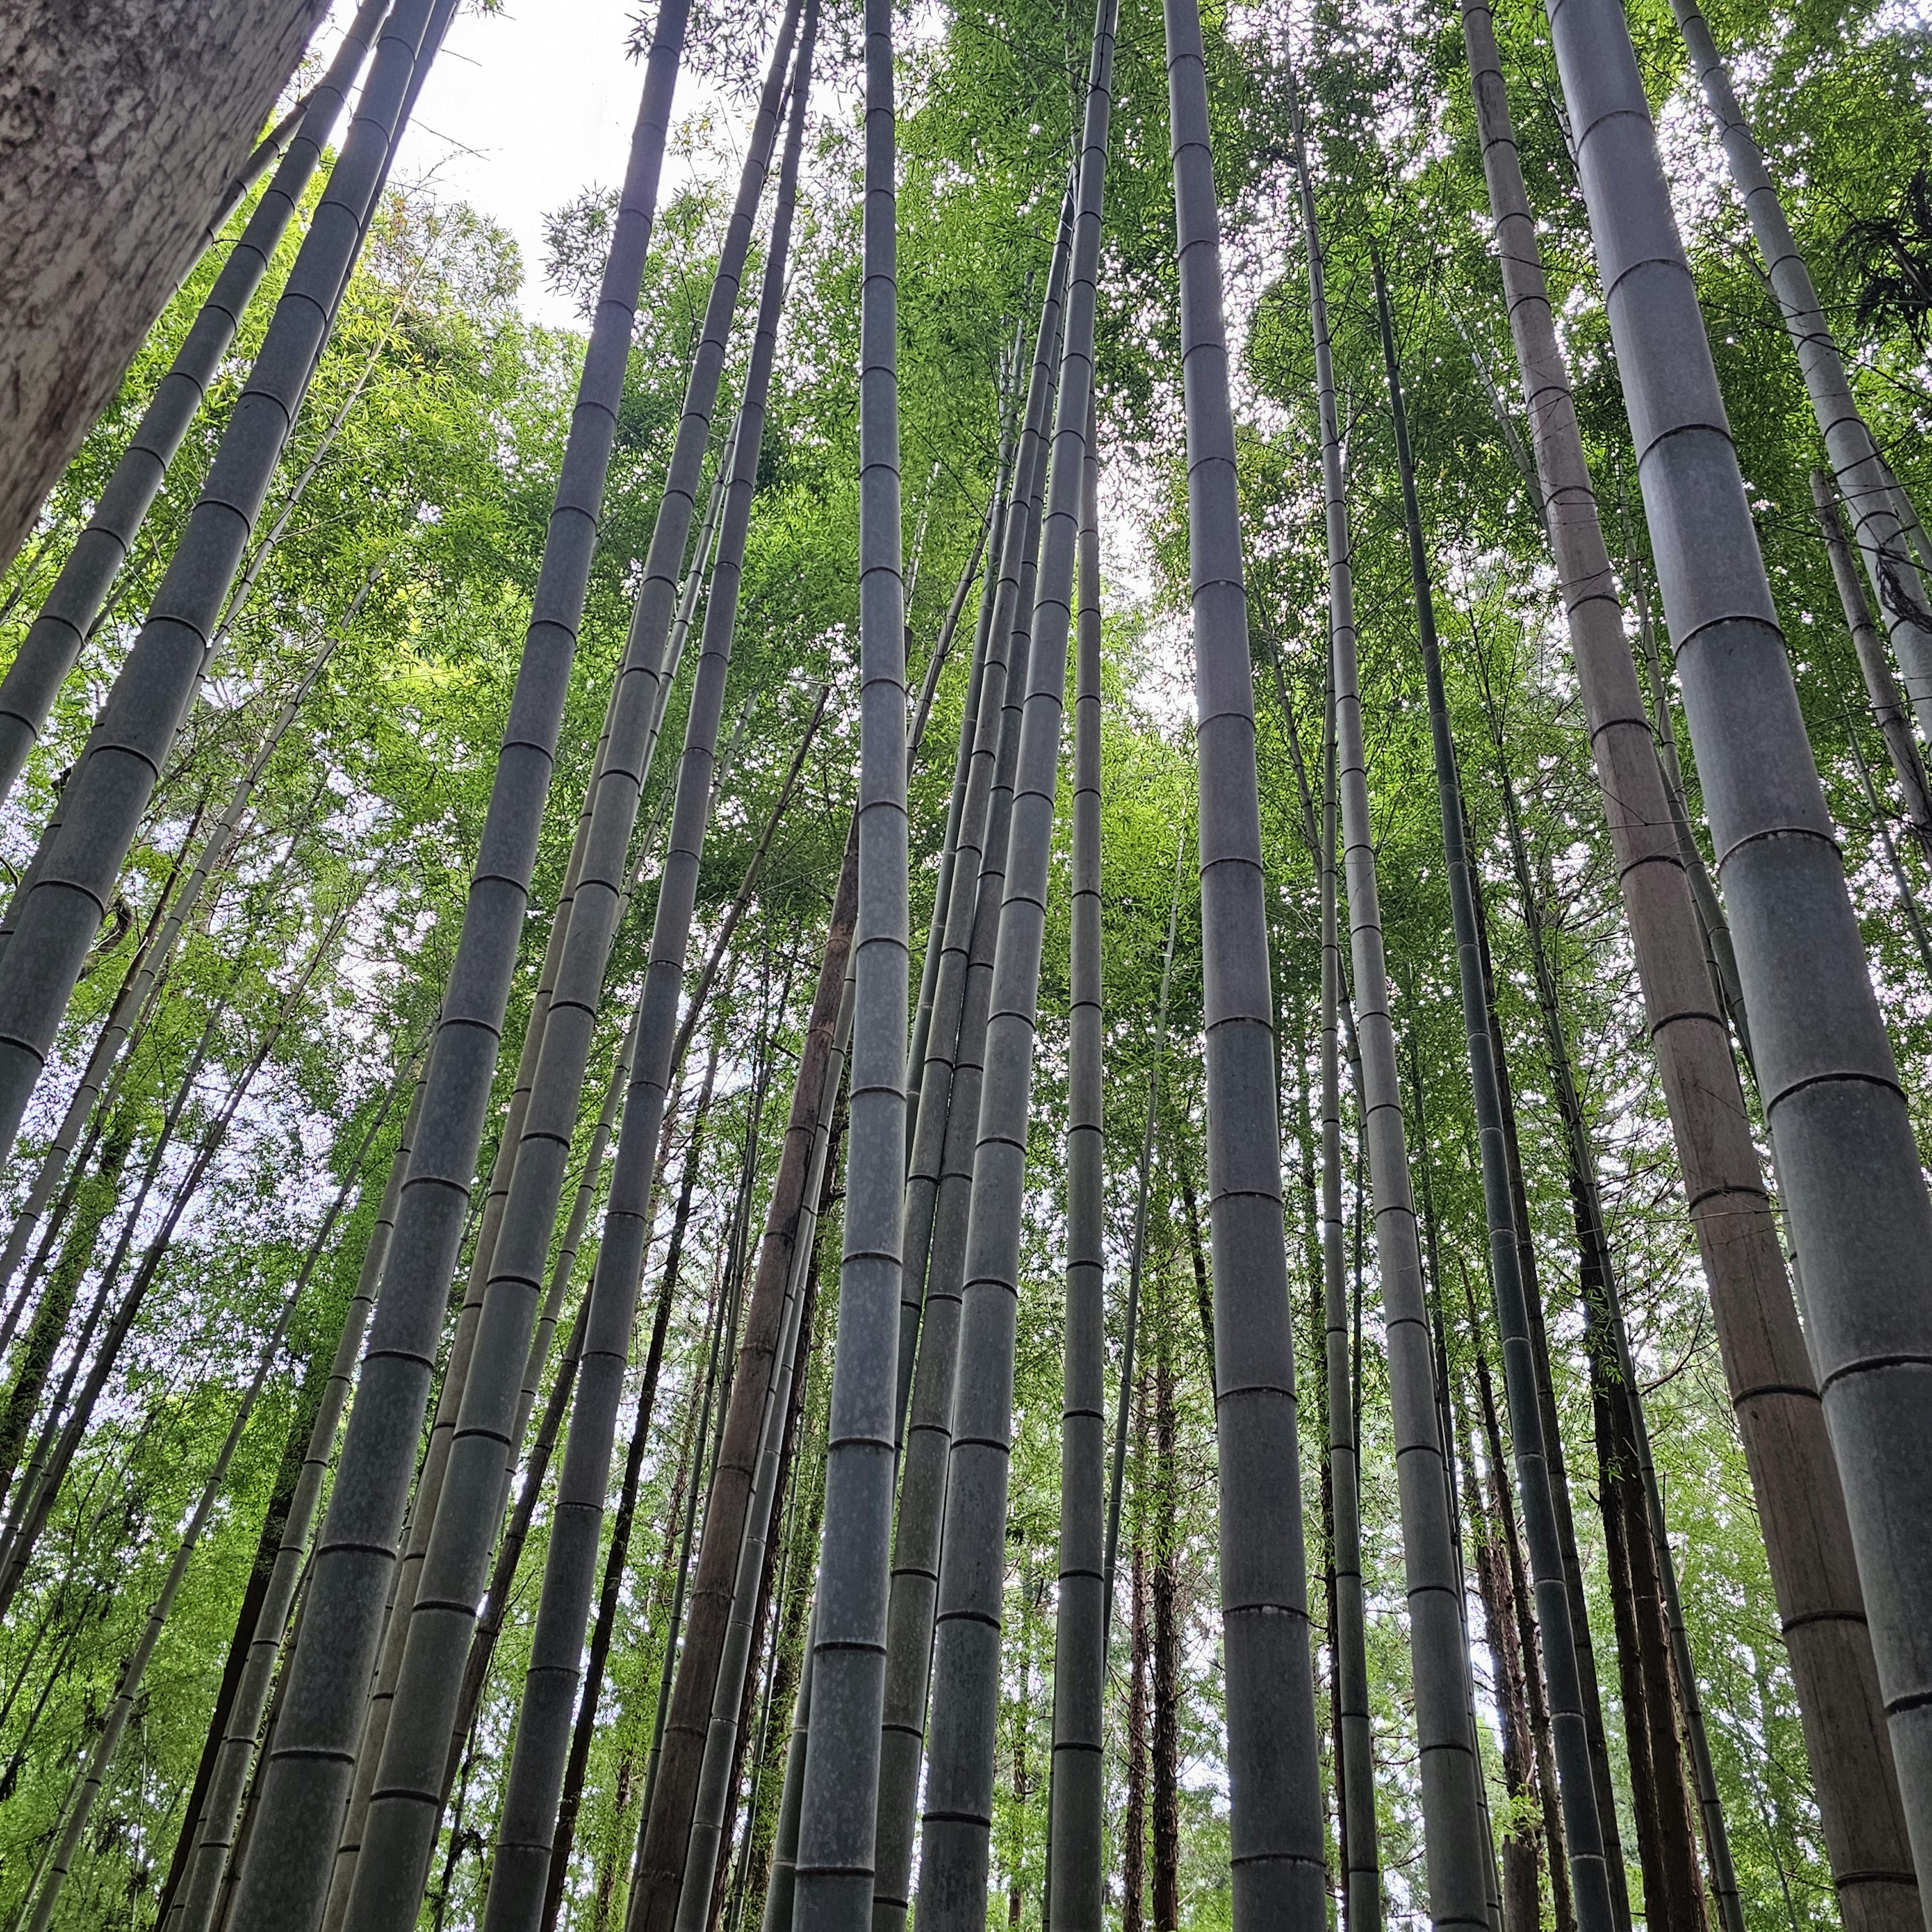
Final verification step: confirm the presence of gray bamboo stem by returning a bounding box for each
[1296,66,1491,1932]
[1375,256,1613,1932]
[916,9,1112,1921]
[1322,659,1379,1931]
[169,1056,427,1932]
[1102,829,1182,1653]
[1541,0,1931,1913]
[1813,469,1932,845]
[1668,0,1932,756]
[226,4,690,1917]
[786,0,909,1911]
[469,30,813,1929]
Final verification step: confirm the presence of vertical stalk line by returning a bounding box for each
[0,0,444,1162]
[227,2,692,1919]
[1468,7,1921,1919]
[902,447,1006,1161]
[1479,713,1743,1932]
[542,1047,722,1932]
[1046,382,1106,1931]
[1103,832,1182,1649]
[870,200,1069,1932]
[1374,261,1613,1931]
[671,936,854,1932]
[472,24,813,1930]
[337,449,716,1915]
[1667,0,1932,752]
[918,1,1112,1921]
[168,1055,428,1932]
[17,1133,349,1932]
[0,569,371,1348]
[1814,470,1932,843]
[0,897,356,1609]
[1322,643,1379,1929]
[1290,66,1489,1932]
[895,186,1075,1439]
[1844,723,1932,980]
[788,0,907,1914]
[0,0,395,814]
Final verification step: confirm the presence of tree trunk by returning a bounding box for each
[1151,1319,1180,1932]
[1291,66,1491,1929]
[1812,469,1932,843]
[0,0,440,1170]
[915,5,1111,1913]
[223,5,689,1917]
[1376,252,1613,1932]
[0,0,326,577]
[1046,377,1106,1932]
[1125,1532,1150,1932]
[1668,0,1932,757]
[1459,1408,1542,1932]
[786,0,909,1909]
[1472,7,1926,1919]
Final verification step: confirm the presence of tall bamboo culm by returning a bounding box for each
[1165,22,1328,1930]
[1046,389,1105,1932]
[0,0,443,1172]
[894,184,1073,1434]
[915,5,1112,1918]
[224,8,690,1921]
[344,24,799,1927]
[1291,65,1493,1932]
[1668,0,1932,756]
[788,0,907,1913]
[1375,260,1615,1932]
[1321,669,1379,1932]
[0,0,393,815]
[870,202,1071,1932]
[167,1060,428,1932]
[1466,7,1922,1920]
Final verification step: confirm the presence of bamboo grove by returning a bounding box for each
[1,0,1931,1924]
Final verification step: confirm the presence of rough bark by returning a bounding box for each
[0,0,326,574]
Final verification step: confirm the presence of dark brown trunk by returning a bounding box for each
[708,1180,826,1932]
[629,836,858,1932]
[541,1051,723,1932]
[1466,1444,1542,1932]
[1468,844,1627,1932]
[1590,1302,1706,1932]
[1152,1310,1181,1932]
[1124,1531,1150,1932]
[1463,1264,1575,1932]
[1175,1162,1215,1368]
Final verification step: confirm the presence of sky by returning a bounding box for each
[384,0,682,329]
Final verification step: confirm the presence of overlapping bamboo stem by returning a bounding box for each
[0,0,394,814]
[916,5,1112,1920]
[0,0,444,1170]
[869,219,1067,1932]
[168,1057,428,1932]
[226,4,691,1915]
[1045,385,1106,1932]
[1292,69,1491,1932]
[1375,258,1614,1932]
[1469,6,1921,1917]
[786,0,909,1907]
[1668,0,1932,754]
